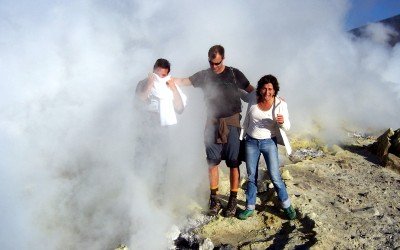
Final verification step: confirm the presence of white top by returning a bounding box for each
[148,73,187,126]
[246,104,278,139]
[242,92,292,154]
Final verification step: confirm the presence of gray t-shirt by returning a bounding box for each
[189,66,250,118]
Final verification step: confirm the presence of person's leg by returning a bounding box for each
[261,138,296,219]
[229,167,240,192]
[224,126,242,217]
[260,138,289,207]
[155,127,170,204]
[207,163,222,216]
[222,166,240,217]
[208,164,222,215]
[244,136,260,210]
[138,124,168,205]
[205,124,223,215]
[225,126,242,191]
[238,136,260,220]
[209,164,219,191]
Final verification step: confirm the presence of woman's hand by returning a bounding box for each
[276,114,284,125]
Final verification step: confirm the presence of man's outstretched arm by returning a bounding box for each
[173,77,192,86]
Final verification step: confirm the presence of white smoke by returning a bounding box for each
[1,0,399,249]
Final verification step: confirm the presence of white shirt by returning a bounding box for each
[246,104,278,139]
[242,92,292,154]
[148,73,187,126]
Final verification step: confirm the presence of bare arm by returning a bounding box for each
[167,78,185,114]
[245,84,255,93]
[135,73,155,101]
[239,84,255,103]
[174,77,192,86]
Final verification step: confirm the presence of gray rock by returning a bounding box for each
[370,128,394,159]
[281,169,293,180]
[290,148,324,161]
[384,153,400,173]
[337,159,353,169]
[370,128,400,171]
[390,128,400,157]
[331,144,344,155]
[199,238,214,250]
[114,244,128,250]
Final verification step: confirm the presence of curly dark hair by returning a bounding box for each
[256,74,280,97]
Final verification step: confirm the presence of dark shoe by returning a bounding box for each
[283,205,297,220]
[238,209,254,220]
[223,195,238,217]
[208,195,222,216]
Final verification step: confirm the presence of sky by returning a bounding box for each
[346,0,400,29]
[0,0,399,249]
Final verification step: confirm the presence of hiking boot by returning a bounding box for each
[283,205,297,220]
[223,195,238,217]
[238,209,254,220]
[208,195,222,216]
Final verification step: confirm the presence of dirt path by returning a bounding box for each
[189,138,400,249]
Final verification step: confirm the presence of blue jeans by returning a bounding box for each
[245,136,291,210]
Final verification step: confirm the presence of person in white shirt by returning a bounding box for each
[134,58,186,203]
[238,74,296,220]
[136,58,186,119]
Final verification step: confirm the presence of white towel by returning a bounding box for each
[150,73,187,126]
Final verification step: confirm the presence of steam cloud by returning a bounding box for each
[1,0,399,249]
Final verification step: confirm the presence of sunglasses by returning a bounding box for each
[209,60,223,66]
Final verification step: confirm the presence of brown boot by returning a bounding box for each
[208,194,222,216]
[223,195,237,217]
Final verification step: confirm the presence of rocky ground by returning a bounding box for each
[174,132,400,249]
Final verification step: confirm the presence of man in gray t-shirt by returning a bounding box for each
[175,45,254,217]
